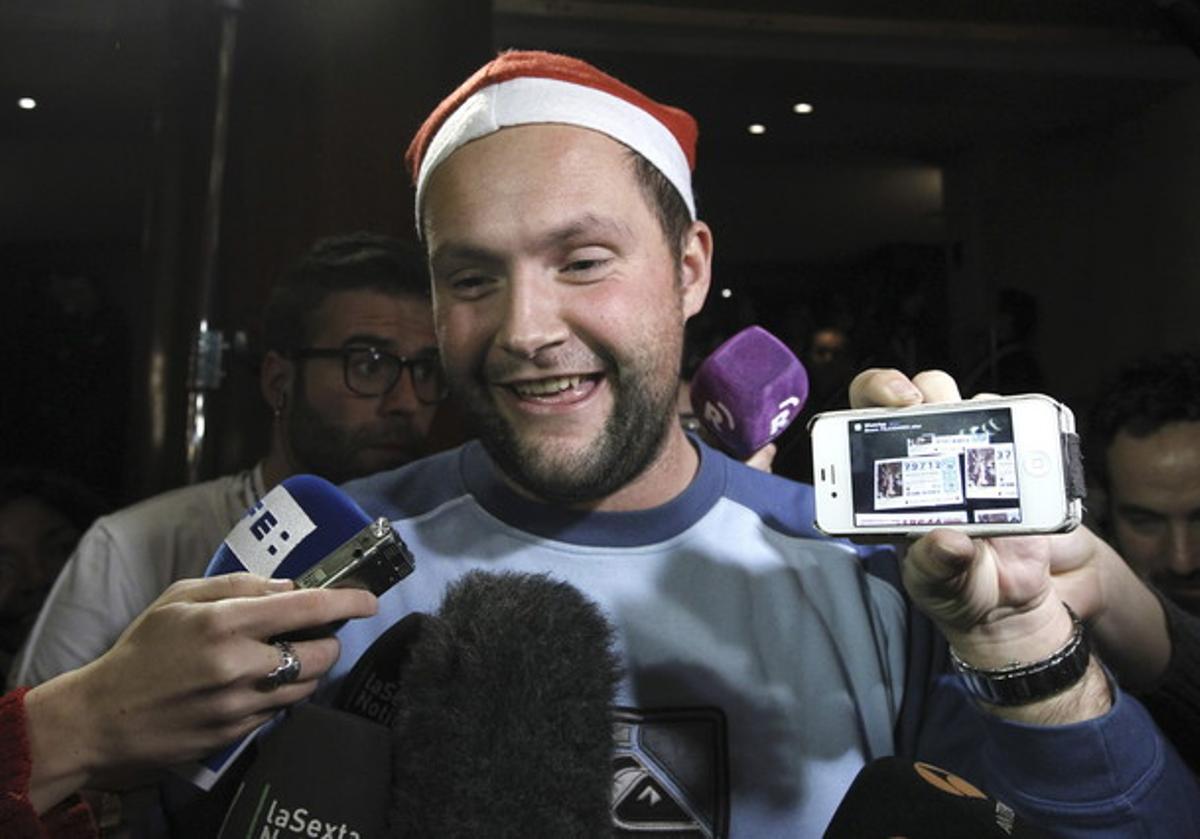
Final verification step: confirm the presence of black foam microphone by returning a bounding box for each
[219,571,620,838]
[388,570,621,838]
[824,757,1051,838]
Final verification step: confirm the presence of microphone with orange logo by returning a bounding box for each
[823,757,1051,838]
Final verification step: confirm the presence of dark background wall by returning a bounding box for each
[2,0,490,502]
[944,83,1200,411]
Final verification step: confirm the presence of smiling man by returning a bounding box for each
[329,52,1199,836]
[425,122,708,509]
[11,232,445,689]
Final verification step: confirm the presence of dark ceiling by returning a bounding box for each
[492,1,1200,264]
[2,1,1199,254]
[495,0,1200,163]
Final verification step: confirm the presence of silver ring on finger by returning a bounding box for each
[264,640,302,689]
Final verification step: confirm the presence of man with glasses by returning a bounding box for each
[261,234,447,488]
[10,231,445,690]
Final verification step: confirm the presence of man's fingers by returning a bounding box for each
[848,368,924,409]
[905,528,976,588]
[902,529,992,633]
[910,370,961,404]
[847,368,967,410]
[745,443,777,473]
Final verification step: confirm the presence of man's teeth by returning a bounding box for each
[514,375,583,396]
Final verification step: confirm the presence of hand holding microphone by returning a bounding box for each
[180,473,415,789]
[15,470,399,819]
[20,573,377,814]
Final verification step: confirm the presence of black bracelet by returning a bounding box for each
[950,603,1092,706]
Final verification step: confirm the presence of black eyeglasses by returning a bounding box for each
[290,346,448,404]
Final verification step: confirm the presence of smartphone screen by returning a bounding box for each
[848,405,1022,528]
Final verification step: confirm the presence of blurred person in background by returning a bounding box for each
[0,469,107,682]
[1089,351,1200,616]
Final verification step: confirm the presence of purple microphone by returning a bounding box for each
[689,325,809,460]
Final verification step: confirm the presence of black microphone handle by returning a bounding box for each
[217,703,391,839]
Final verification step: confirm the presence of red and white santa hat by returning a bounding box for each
[404,50,698,226]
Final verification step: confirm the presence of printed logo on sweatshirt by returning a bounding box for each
[611,707,728,838]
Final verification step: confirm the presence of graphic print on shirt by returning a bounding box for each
[612,707,728,837]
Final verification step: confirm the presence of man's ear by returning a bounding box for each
[679,220,713,320]
[261,350,294,413]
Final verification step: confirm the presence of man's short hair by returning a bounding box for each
[1088,351,1200,490]
[263,232,429,355]
[628,150,693,268]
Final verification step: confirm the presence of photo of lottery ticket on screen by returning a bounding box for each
[851,407,1022,528]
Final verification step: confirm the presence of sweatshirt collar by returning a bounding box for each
[461,436,725,547]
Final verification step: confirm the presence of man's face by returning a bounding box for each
[422,124,708,505]
[285,290,439,484]
[1107,420,1200,614]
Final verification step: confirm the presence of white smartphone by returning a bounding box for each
[809,394,1083,537]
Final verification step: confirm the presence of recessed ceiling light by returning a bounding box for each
[747,124,766,135]
[792,102,814,115]
[17,97,36,110]
[720,288,733,298]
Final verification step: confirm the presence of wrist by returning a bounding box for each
[977,655,1111,724]
[951,602,1092,707]
[945,595,1076,670]
[24,670,98,813]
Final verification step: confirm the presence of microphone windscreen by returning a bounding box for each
[388,570,620,838]
[217,703,391,839]
[206,474,372,579]
[690,325,809,459]
[824,757,1051,838]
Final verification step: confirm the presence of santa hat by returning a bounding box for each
[404,50,698,226]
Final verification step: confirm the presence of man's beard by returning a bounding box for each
[454,354,680,506]
[286,382,421,485]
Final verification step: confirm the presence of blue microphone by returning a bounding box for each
[205,474,414,592]
[178,474,415,791]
